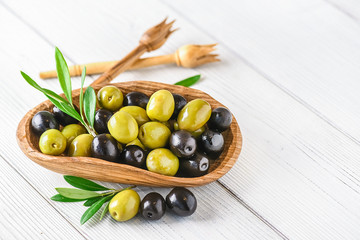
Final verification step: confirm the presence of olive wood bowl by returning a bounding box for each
[16,81,242,187]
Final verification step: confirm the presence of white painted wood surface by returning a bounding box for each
[0,0,359,239]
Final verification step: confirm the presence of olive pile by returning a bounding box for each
[32,85,232,177]
[109,187,197,221]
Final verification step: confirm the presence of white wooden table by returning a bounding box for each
[1,0,360,239]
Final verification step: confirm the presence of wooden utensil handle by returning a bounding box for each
[131,54,175,69]
[90,44,147,86]
[39,54,176,79]
[39,60,116,79]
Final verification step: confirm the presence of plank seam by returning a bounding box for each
[216,180,289,240]
[323,0,359,22]
[0,153,88,240]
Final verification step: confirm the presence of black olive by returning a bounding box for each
[198,129,224,159]
[166,187,197,216]
[52,105,79,126]
[31,111,59,135]
[179,152,210,177]
[91,134,120,162]
[207,107,232,132]
[123,92,149,109]
[140,192,166,220]
[121,145,146,168]
[94,109,113,134]
[171,93,187,119]
[169,130,196,158]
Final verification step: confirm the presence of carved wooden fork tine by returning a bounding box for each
[90,18,176,87]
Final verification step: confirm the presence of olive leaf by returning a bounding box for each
[80,195,113,225]
[64,175,110,191]
[79,67,86,120]
[20,71,68,103]
[55,47,72,105]
[51,194,84,202]
[83,197,103,207]
[46,95,84,124]
[174,74,201,87]
[99,201,110,221]
[84,86,97,128]
[55,188,101,200]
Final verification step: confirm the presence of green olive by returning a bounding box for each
[177,99,211,132]
[109,189,140,222]
[119,106,149,126]
[61,124,87,146]
[126,138,146,150]
[108,111,138,144]
[146,148,179,176]
[191,125,206,139]
[146,90,174,122]
[39,129,67,155]
[68,134,94,157]
[138,122,171,149]
[173,121,180,131]
[97,86,123,111]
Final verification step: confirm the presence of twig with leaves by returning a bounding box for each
[21,48,97,136]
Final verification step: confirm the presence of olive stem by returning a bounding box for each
[99,185,137,197]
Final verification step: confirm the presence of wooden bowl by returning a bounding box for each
[16,81,242,187]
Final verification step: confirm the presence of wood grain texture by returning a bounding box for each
[16,81,242,187]
[162,0,360,143]
[0,156,85,240]
[0,5,280,240]
[2,0,360,239]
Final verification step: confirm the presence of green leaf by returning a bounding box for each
[20,71,68,103]
[55,188,101,200]
[47,96,83,123]
[55,47,72,105]
[79,67,86,120]
[174,74,201,87]
[64,175,110,191]
[50,194,84,202]
[80,195,113,225]
[20,71,82,122]
[99,201,110,220]
[84,86,96,128]
[83,197,103,207]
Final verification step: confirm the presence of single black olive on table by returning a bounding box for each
[179,152,210,177]
[171,93,187,119]
[166,187,197,216]
[140,192,166,220]
[31,111,59,135]
[198,129,224,159]
[121,145,146,168]
[207,107,232,132]
[91,134,121,163]
[94,109,113,134]
[169,130,196,158]
[123,92,149,109]
[52,105,79,126]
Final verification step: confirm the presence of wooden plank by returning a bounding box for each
[0,155,85,240]
[0,3,281,240]
[2,0,360,238]
[161,0,360,144]
[326,0,360,21]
